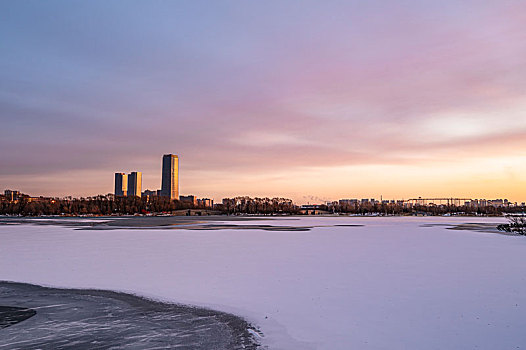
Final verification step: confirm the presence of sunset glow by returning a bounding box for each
[1,1,525,203]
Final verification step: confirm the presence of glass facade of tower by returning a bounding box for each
[127,171,142,197]
[161,154,179,200]
[114,173,128,196]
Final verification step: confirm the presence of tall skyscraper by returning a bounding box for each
[161,154,179,200]
[114,173,128,196]
[127,171,142,197]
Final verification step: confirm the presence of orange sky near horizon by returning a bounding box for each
[6,154,525,204]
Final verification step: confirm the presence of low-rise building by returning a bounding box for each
[299,204,329,215]
[180,195,197,205]
[197,198,214,207]
[4,190,21,201]
[142,189,158,197]
[339,199,358,206]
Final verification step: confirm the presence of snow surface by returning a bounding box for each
[1,216,526,350]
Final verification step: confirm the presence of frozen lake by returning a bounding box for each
[1,216,525,349]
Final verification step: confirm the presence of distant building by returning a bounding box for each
[142,189,158,197]
[198,198,214,207]
[489,199,504,208]
[114,173,128,196]
[161,154,179,200]
[141,189,158,201]
[180,195,197,205]
[472,199,488,207]
[339,199,358,206]
[4,190,21,201]
[127,172,142,197]
[299,204,329,215]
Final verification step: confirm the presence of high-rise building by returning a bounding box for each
[128,172,142,197]
[114,173,128,196]
[161,154,179,200]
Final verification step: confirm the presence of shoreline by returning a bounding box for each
[0,281,261,349]
[0,215,508,233]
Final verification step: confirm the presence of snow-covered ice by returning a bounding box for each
[1,216,525,349]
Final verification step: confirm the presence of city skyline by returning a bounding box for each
[105,154,525,205]
[114,154,178,200]
[5,153,526,205]
[1,1,525,203]
[3,185,523,208]
[5,149,526,204]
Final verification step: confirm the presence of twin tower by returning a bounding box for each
[114,154,179,200]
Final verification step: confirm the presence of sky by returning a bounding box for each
[1,0,525,204]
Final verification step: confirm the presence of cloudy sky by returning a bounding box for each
[1,0,525,203]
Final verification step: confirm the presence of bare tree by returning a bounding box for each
[498,214,526,235]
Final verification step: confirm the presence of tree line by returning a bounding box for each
[331,202,525,216]
[0,196,203,216]
[1,195,523,216]
[217,197,298,215]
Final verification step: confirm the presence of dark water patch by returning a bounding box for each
[186,224,314,231]
[0,216,287,231]
[420,222,514,234]
[0,281,261,350]
[0,216,364,232]
[0,306,36,329]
